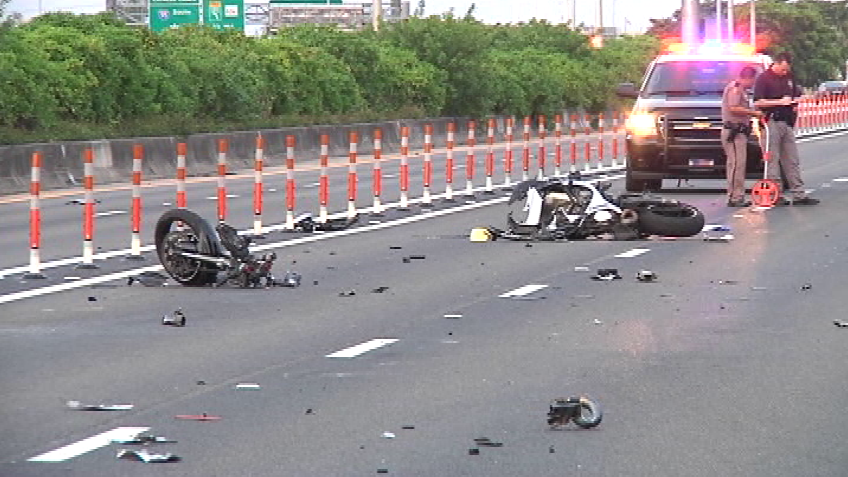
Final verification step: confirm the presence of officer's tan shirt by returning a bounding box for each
[721,81,750,124]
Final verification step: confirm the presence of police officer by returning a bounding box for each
[722,66,761,207]
[753,52,819,205]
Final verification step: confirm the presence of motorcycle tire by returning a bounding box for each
[154,209,223,286]
[637,202,705,237]
[573,398,603,429]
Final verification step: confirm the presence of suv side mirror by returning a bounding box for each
[616,83,639,99]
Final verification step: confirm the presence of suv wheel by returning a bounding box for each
[625,169,662,192]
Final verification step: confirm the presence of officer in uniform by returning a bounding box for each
[722,66,761,207]
[753,52,819,205]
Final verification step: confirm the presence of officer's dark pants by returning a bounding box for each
[721,129,747,202]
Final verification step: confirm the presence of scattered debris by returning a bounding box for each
[162,309,186,327]
[549,445,556,454]
[636,270,657,282]
[834,320,848,328]
[401,425,415,430]
[468,448,480,455]
[751,286,767,291]
[338,290,357,297]
[547,396,603,429]
[196,380,206,386]
[174,413,221,421]
[593,319,603,325]
[112,433,176,445]
[277,271,302,288]
[305,408,315,415]
[66,199,102,205]
[402,257,411,263]
[377,469,389,474]
[444,314,463,319]
[717,280,738,285]
[87,296,98,302]
[235,383,261,390]
[801,283,812,291]
[128,271,170,287]
[409,255,426,260]
[591,269,622,281]
[117,449,180,463]
[381,432,396,439]
[372,286,390,294]
[313,280,319,286]
[286,213,359,233]
[66,400,133,411]
[389,246,403,250]
[525,243,533,248]
[703,234,735,242]
[574,266,590,272]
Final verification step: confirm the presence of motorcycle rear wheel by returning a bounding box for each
[637,203,705,237]
[154,209,223,286]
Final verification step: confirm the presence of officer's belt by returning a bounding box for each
[723,122,752,142]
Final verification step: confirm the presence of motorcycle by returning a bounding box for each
[503,174,705,240]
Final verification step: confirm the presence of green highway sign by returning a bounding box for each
[150,2,202,32]
[205,0,245,30]
[270,0,343,3]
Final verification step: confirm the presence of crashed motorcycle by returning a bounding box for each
[501,175,705,240]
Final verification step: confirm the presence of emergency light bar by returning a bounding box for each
[664,41,756,56]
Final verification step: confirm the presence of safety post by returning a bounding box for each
[347,132,358,218]
[583,114,592,173]
[444,123,456,202]
[285,135,296,229]
[484,119,495,194]
[465,120,476,196]
[253,134,264,235]
[422,124,434,206]
[569,115,578,173]
[77,148,98,269]
[399,127,410,209]
[319,135,329,223]
[503,117,514,187]
[128,144,144,260]
[621,112,629,166]
[216,139,228,223]
[522,116,531,181]
[554,115,563,177]
[536,115,547,180]
[611,112,621,168]
[597,113,605,171]
[176,143,187,209]
[372,129,384,215]
[24,152,46,279]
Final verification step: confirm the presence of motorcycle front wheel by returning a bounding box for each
[637,203,705,237]
[154,209,223,286]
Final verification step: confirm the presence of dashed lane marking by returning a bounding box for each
[614,248,651,258]
[94,210,127,217]
[28,427,149,462]
[498,284,548,298]
[326,338,399,358]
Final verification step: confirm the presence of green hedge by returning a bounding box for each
[0,12,659,145]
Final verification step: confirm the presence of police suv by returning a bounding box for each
[617,42,772,191]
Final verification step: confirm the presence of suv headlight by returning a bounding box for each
[626,113,658,137]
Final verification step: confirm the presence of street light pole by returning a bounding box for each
[750,0,756,47]
[728,0,734,41]
[716,0,722,41]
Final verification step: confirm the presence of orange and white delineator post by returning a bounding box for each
[347,132,358,218]
[554,115,563,177]
[399,127,410,209]
[319,134,330,223]
[24,152,46,278]
[522,116,531,181]
[128,145,145,260]
[285,135,296,229]
[597,113,605,171]
[583,115,592,173]
[503,117,514,187]
[536,115,547,180]
[484,119,495,193]
[176,143,187,210]
[423,124,434,205]
[77,148,98,269]
[569,115,578,173]
[611,112,620,168]
[444,123,456,202]
[465,120,476,196]
[216,139,228,223]
[372,129,384,215]
[253,134,264,235]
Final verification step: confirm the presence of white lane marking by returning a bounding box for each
[28,427,149,462]
[326,338,399,358]
[94,210,126,217]
[0,172,627,305]
[615,248,651,258]
[834,178,848,182]
[499,284,548,298]
[205,194,240,200]
[383,174,397,179]
[304,182,321,188]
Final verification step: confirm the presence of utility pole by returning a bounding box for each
[728,0,734,41]
[716,0,722,41]
[597,0,603,36]
[681,0,699,45]
[750,0,756,47]
[372,0,381,31]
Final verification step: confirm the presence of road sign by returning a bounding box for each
[150,2,202,32]
[245,2,270,25]
[270,0,342,3]
[205,0,244,30]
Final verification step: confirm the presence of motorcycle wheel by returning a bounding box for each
[154,209,223,286]
[637,202,705,237]
[573,398,603,429]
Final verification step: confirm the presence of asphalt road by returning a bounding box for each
[1,130,848,476]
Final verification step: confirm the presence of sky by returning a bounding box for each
[6,0,683,32]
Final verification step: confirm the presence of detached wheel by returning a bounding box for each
[637,202,705,237]
[625,169,662,192]
[154,209,222,286]
[573,398,603,429]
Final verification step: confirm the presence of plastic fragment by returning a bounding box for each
[751,286,767,291]
[591,269,622,281]
[339,290,357,297]
[409,255,426,260]
[112,433,176,445]
[305,408,315,415]
[117,449,180,463]
[574,266,590,272]
[162,309,186,327]
[593,319,603,325]
[636,270,657,282]
[381,432,396,439]
[834,320,848,328]
[389,246,403,250]
[66,400,133,411]
[801,283,812,291]
[401,425,415,430]
[377,470,389,474]
[174,413,221,421]
[372,286,390,293]
[468,449,480,455]
[278,271,302,288]
[128,271,169,287]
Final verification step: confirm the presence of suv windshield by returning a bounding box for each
[644,60,764,96]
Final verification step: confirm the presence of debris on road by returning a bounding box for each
[591,269,622,281]
[547,396,603,429]
[834,320,848,328]
[339,290,357,297]
[593,319,603,326]
[196,380,206,386]
[574,266,590,272]
[305,408,315,415]
[717,280,739,285]
[372,286,390,294]
[402,257,411,263]
[444,314,463,319]
[87,296,98,302]
[285,213,359,233]
[235,383,261,390]
[549,445,556,454]
[117,449,180,463]
[66,400,133,411]
[636,270,657,282]
[751,286,767,291]
[401,425,415,430]
[174,413,221,421]
[127,271,170,287]
[801,283,813,291]
[66,199,101,205]
[377,469,389,474]
[162,309,186,327]
[468,448,480,455]
[277,271,302,288]
[112,433,176,445]
[409,255,426,260]
[389,246,403,250]
[381,432,396,439]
